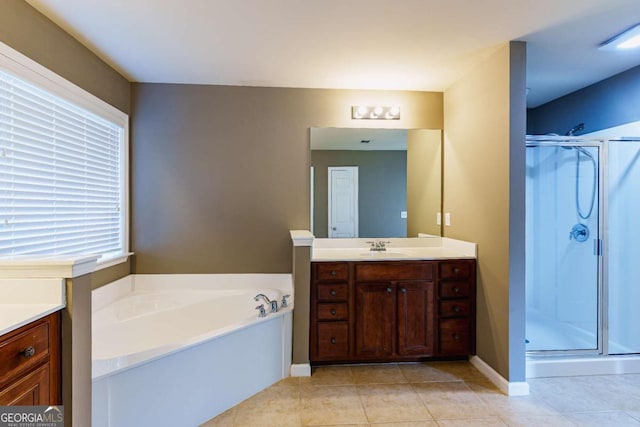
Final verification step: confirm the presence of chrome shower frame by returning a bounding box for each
[526,135,606,357]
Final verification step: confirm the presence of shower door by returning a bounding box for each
[526,139,602,353]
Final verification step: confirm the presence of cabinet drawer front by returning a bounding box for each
[355,262,434,281]
[316,322,349,359]
[317,303,348,321]
[439,319,471,355]
[439,300,472,318]
[0,322,50,386]
[317,283,348,301]
[439,281,472,299]
[315,262,349,281]
[0,362,49,406]
[440,262,472,280]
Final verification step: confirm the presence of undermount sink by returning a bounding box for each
[359,252,406,257]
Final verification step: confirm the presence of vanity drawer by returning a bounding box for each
[316,322,349,359]
[440,261,472,280]
[439,300,472,318]
[317,283,348,301]
[315,262,349,281]
[439,281,472,299]
[439,319,471,355]
[317,303,349,321]
[355,262,434,282]
[0,321,50,388]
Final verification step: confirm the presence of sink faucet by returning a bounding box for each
[366,240,391,252]
[254,294,278,312]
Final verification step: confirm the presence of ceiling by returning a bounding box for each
[26,0,640,108]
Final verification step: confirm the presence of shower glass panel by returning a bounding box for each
[526,140,600,353]
[608,138,640,354]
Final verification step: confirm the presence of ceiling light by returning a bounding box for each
[599,23,640,51]
[351,106,400,120]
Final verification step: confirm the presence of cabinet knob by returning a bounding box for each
[330,337,337,344]
[21,346,35,358]
[453,305,460,313]
[453,287,460,293]
[386,287,393,293]
[330,289,337,296]
[330,309,337,315]
[400,287,407,293]
[453,267,460,274]
[330,270,337,276]
[453,334,460,341]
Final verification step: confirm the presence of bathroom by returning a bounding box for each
[1,1,640,426]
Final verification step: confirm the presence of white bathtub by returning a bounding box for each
[91,274,293,427]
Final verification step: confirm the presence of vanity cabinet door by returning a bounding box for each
[397,281,435,356]
[355,283,395,358]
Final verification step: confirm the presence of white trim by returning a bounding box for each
[0,255,99,279]
[526,355,640,378]
[470,355,530,396]
[310,166,314,234]
[290,363,311,377]
[290,230,314,247]
[95,253,134,271]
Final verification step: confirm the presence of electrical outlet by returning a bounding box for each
[445,212,451,226]
[401,211,407,219]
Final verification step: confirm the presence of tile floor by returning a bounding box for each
[201,361,640,427]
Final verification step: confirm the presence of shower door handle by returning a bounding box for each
[594,239,603,256]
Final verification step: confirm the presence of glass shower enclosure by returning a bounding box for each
[526,136,640,356]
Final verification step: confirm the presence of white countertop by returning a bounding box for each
[0,278,66,336]
[310,237,477,262]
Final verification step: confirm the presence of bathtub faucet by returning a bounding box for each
[254,294,278,313]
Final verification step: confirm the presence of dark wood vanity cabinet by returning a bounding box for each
[0,312,62,405]
[310,259,475,364]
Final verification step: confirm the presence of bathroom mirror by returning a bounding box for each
[310,127,442,238]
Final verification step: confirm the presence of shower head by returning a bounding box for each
[565,123,585,136]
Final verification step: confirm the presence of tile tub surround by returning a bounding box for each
[201,361,640,427]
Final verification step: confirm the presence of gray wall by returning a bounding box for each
[311,150,407,238]
[528,64,640,136]
[131,83,443,273]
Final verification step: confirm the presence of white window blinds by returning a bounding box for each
[0,69,125,260]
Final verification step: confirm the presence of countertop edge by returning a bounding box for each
[0,304,65,336]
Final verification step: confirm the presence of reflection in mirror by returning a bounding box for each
[310,127,442,238]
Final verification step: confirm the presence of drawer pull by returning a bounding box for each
[330,309,337,315]
[453,267,460,274]
[330,271,337,276]
[453,305,460,313]
[330,290,337,296]
[400,287,407,293]
[453,286,460,293]
[386,287,393,293]
[330,337,337,344]
[21,346,36,358]
[453,334,460,341]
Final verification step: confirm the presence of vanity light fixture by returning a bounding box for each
[351,105,400,120]
[599,23,640,51]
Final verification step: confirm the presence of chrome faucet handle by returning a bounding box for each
[281,294,291,308]
[270,300,279,313]
[255,304,267,318]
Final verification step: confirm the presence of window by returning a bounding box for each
[0,43,129,267]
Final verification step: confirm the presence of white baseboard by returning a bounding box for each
[290,363,311,377]
[527,355,640,378]
[470,356,529,396]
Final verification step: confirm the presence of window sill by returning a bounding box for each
[95,252,134,271]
